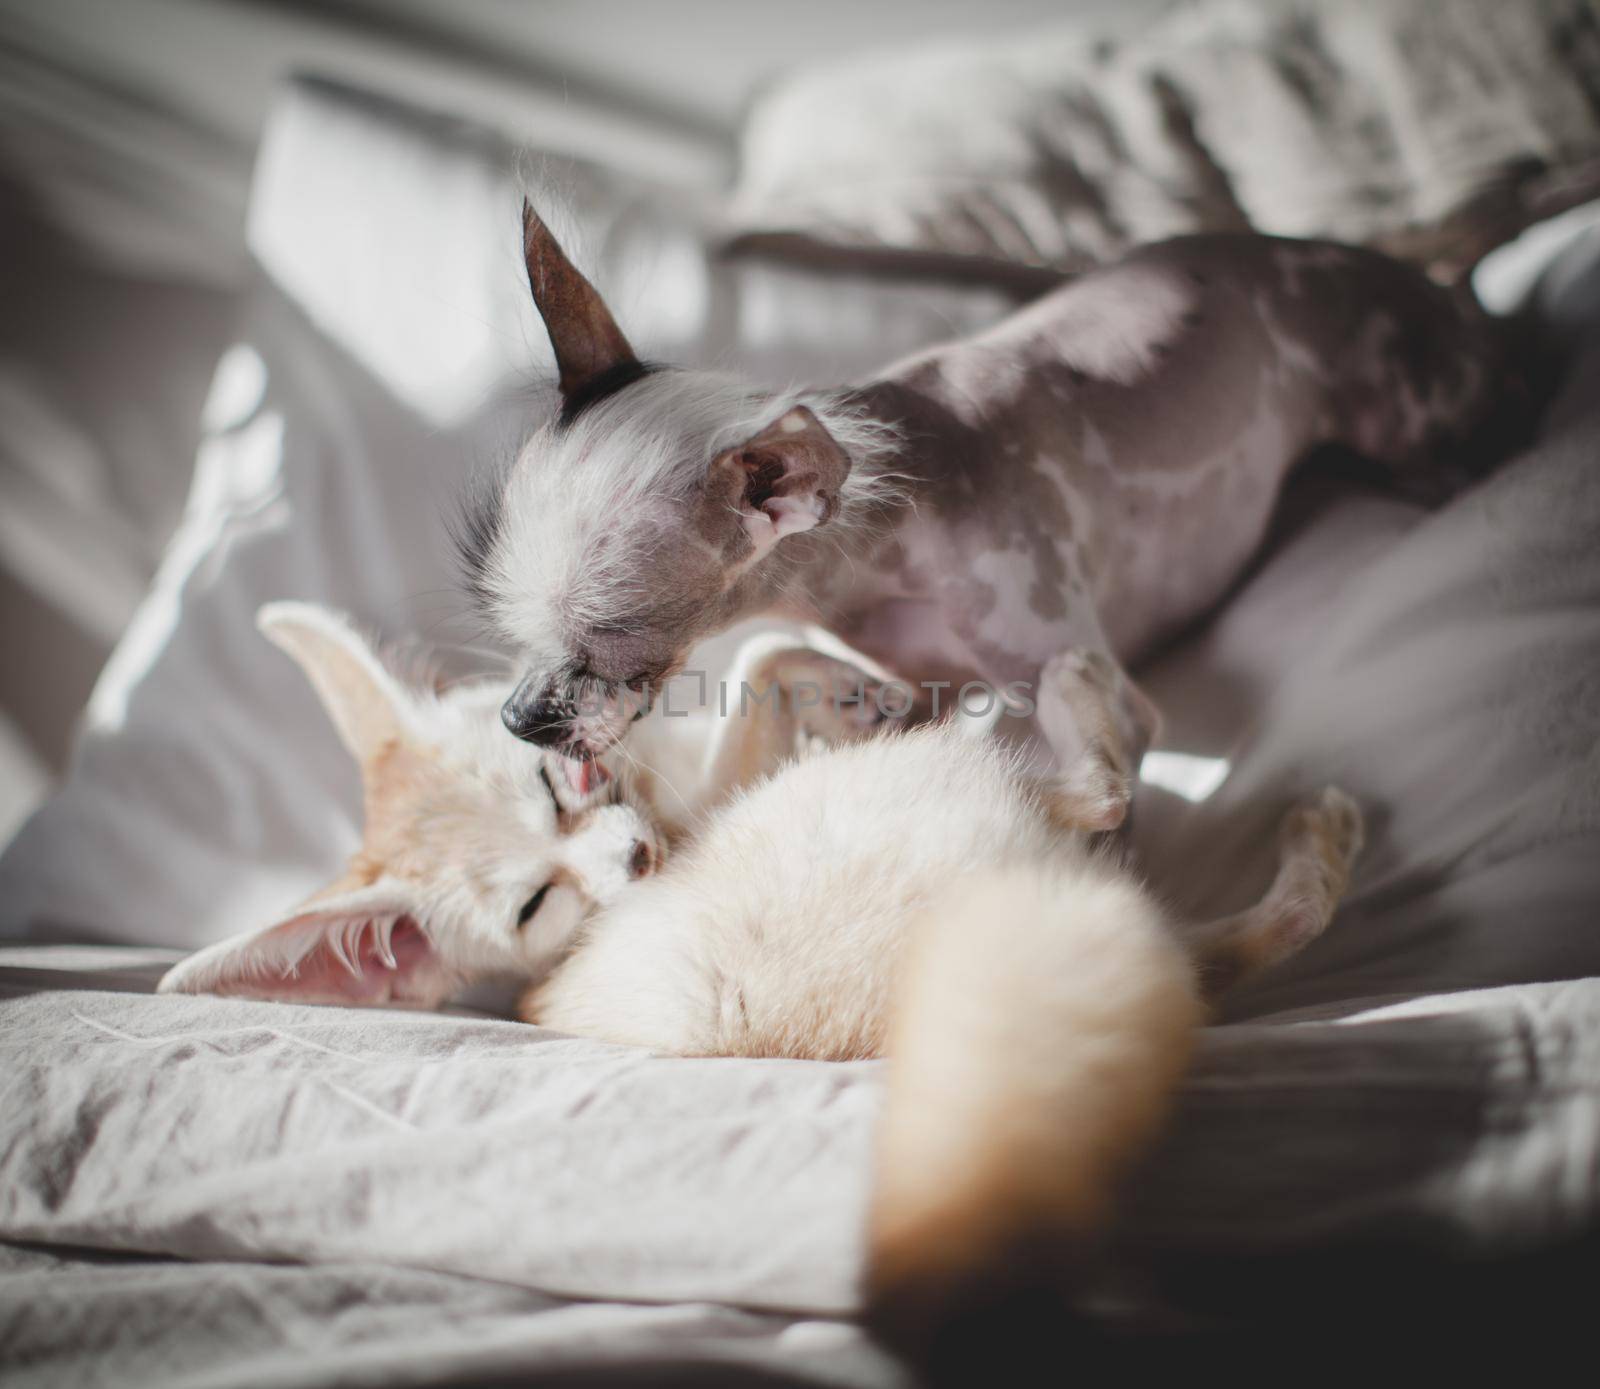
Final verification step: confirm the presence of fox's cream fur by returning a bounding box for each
[867,868,1198,1342]
[163,604,1363,1344]
[158,603,664,1007]
[526,725,1194,1062]
[523,719,1209,1346]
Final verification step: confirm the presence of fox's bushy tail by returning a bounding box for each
[864,860,1200,1370]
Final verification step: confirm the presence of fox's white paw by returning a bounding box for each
[750,649,915,746]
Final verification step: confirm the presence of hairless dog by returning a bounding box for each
[463,205,1523,826]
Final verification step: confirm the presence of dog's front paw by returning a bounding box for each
[1050,766,1132,833]
[1041,648,1118,699]
[1039,647,1160,774]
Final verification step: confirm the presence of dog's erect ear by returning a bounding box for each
[157,881,456,1009]
[710,406,852,561]
[258,603,414,764]
[521,200,638,403]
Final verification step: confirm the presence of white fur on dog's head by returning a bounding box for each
[473,375,901,756]
[477,369,771,681]
[158,602,660,1009]
[466,206,905,759]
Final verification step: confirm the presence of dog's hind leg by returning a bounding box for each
[1034,648,1162,833]
[1186,787,1365,999]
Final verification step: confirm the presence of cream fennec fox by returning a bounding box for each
[157,604,907,1005]
[161,603,1364,1342]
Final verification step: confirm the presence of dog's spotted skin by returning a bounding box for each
[805,237,1508,687]
[478,220,1522,797]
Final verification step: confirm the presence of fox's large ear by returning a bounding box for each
[710,406,852,561]
[257,603,415,763]
[521,200,639,404]
[158,880,455,1008]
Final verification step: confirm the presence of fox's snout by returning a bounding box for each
[566,802,665,910]
[628,836,658,880]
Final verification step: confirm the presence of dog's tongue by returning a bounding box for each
[563,756,611,796]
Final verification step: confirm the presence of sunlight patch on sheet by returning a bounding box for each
[87,379,286,735]
[1139,750,1230,803]
[201,343,269,434]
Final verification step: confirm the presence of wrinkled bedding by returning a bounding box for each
[4,76,1600,1385]
[5,958,1600,1384]
[0,954,898,1389]
[728,0,1600,281]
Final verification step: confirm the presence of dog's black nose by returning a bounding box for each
[501,676,568,746]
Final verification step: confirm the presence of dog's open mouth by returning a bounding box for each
[561,754,612,797]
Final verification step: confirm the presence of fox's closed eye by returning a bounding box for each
[516,885,551,928]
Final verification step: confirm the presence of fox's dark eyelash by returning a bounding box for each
[516,885,551,929]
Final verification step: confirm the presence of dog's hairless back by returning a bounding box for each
[779,235,1509,686]
[486,216,1518,775]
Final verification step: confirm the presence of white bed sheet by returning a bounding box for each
[4,950,1599,1384]
[4,74,1600,1384]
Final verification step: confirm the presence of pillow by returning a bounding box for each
[0,78,1010,950]
[1130,244,1600,1020]
[726,0,1600,284]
